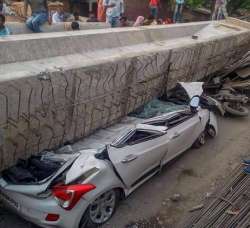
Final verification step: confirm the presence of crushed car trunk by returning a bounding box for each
[1,146,79,185]
[2,154,63,185]
[0,146,81,195]
[0,147,102,196]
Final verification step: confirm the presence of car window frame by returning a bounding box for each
[113,129,164,148]
[167,113,194,128]
[144,112,195,129]
[125,130,164,146]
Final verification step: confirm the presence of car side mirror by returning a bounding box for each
[190,96,200,113]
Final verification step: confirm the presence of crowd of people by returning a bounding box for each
[98,0,183,27]
[0,0,229,37]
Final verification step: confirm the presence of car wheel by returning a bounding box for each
[207,125,216,138]
[193,132,206,148]
[79,189,118,228]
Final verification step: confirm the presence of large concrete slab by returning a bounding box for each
[0,22,209,64]
[0,18,250,170]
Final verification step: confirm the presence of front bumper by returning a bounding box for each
[0,187,89,228]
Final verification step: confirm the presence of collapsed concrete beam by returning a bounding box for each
[0,21,208,65]
[0,18,249,170]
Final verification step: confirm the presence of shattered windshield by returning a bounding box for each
[129,99,188,119]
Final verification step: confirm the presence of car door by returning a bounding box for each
[108,128,169,188]
[164,113,202,163]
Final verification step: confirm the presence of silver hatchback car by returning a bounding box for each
[0,83,218,228]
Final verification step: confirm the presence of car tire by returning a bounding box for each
[193,132,206,149]
[79,189,119,228]
[207,125,216,138]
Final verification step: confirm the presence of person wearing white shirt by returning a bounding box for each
[0,0,12,15]
[52,7,65,23]
[173,0,185,23]
[103,0,124,27]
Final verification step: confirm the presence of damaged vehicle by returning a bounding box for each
[204,81,249,117]
[0,83,218,228]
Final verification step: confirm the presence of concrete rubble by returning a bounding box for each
[0,18,250,171]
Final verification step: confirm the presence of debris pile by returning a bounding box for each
[184,165,250,228]
[203,51,250,117]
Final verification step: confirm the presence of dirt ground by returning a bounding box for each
[1,114,250,228]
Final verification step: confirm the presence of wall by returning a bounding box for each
[0,19,250,171]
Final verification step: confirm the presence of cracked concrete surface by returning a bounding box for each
[0,18,250,170]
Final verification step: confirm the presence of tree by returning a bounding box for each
[227,0,250,14]
[186,0,204,8]
[186,0,250,14]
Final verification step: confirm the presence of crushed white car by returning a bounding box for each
[0,82,218,228]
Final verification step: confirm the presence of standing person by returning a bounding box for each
[0,14,10,36]
[97,0,106,22]
[24,0,48,32]
[212,0,228,20]
[173,0,184,23]
[103,0,124,28]
[149,0,160,19]
[0,0,14,16]
[0,0,10,15]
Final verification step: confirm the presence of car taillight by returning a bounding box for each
[45,213,60,221]
[52,184,96,210]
